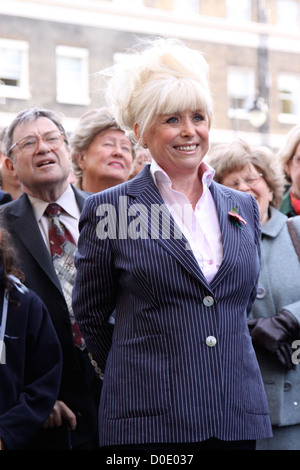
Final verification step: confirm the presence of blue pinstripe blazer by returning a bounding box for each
[72,165,272,446]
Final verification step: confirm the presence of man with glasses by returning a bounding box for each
[0,107,101,450]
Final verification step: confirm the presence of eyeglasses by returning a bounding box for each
[9,131,65,156]
[225,173,263,190]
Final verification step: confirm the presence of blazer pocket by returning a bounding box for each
[103,334,171,420]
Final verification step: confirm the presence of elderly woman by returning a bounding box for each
[70,107,133,192]
[206,139,300,450]
[277,125,300,218]
[72,38,272,451]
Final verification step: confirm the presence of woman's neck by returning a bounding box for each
[169,173,203,210]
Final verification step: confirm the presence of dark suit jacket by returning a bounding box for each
[1,186,100,449]
[0,189,12,205]
[73,165,272,447]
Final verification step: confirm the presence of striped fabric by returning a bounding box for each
[72,165,272,446]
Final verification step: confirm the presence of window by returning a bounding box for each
[56,46,90,105]
[277,0,300,30]
[0,39,30,100]
[278,74,300,123]
[226,0,252,21]
[227,66,255,119]
[173,0,199,14]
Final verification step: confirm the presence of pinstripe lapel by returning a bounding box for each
[127,167,209,286]
[209,182,243,289]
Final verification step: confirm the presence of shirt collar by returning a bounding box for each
[28,185,79,222]
[150,158,215,188]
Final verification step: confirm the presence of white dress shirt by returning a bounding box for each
[150,159,223,284]
[28,185,81,252]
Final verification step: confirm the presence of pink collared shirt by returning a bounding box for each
[150,160,223,284]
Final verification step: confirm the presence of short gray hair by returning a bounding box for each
[5,107,68,160]
[206,139,285,208]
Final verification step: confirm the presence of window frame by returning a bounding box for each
[277,0,300,30]
[0,38,30,100]
[226,0,252,22]
[56,45,90,106]
[278,73,300,124]
[227,66,256,120]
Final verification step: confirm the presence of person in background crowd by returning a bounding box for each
[0,128,23,203]
[277,125,300,217]
[1,107,101,450]
[70,107,133,193]
[0,223,62,450]
[206,139,300,450]
[129,144,152,179]
[73,38,272,451]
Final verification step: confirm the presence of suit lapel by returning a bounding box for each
[72,185,89,211]
[209,182,243,289]
[8,194,62,291]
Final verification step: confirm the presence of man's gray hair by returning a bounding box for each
[5,107,68,159]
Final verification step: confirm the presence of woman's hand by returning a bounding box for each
[43,400,77,430]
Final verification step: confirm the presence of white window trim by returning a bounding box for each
[276,0,300,30]
[227,66,255,120]
[277,73,300,123]
[173,0,200,14]
[278,113,299,125]
[112,0,144,7]
[56,45,90,105]
[226,0,252,22]
[0,38,30,100]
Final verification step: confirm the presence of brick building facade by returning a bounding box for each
[1,0,300,149]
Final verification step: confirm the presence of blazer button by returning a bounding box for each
[206,336,217,347]
[203,296,214,307]
[284,382,292,392]
[256,287,266,299]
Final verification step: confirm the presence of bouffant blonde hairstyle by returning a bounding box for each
[206,139,285,208]
[102,38,213,142]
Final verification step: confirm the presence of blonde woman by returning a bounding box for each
[73,38,272,451]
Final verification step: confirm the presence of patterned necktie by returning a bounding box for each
[45,203,85,350]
